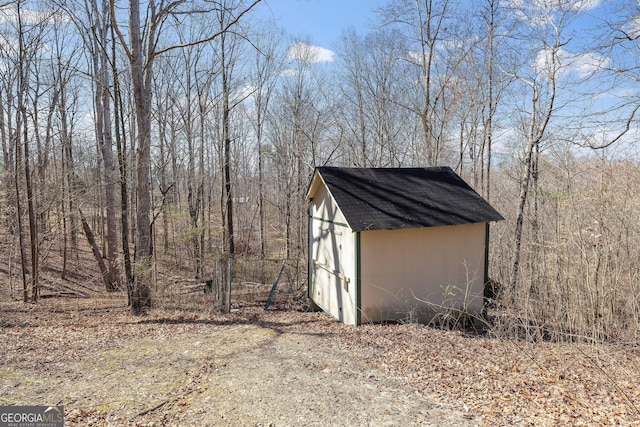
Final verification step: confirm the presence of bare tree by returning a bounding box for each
[269,40,333,257]
[584,0,640,151]
[247,25,285,257]
[152,56,176,257]
[335,27,371,166]
[175,39,208,277]
[61,0,123,291]
[109,0,261,312]
[502,1,581,303]
[48,12,83,280]
[91,0,120,290]
[2,0,56,302]
[471,0,509,200]
[219,9,236,257]
[335,27,408,167]
[214,0,264,258]
[111,26,134,287]
[480,0,499,200]
[377,0,459,166]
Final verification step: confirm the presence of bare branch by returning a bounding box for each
[153,0,261,57]
[587,103,640,150]
[109,0,132,60]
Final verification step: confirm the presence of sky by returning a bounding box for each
[252,0,640,155]
[256,1,610,65]
[259,0,376,49]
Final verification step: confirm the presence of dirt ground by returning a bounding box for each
[1,295,474,426]
[2,292,640,427]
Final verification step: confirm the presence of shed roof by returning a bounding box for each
[308,166,504,232]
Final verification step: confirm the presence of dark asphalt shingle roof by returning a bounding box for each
[312,166,504,232]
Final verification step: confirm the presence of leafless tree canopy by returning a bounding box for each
[0,0,639,340]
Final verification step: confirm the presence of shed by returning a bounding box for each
[306,166,504,325]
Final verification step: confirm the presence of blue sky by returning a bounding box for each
[252,0,640,155]
[260,0,376,48]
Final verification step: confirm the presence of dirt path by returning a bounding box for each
[3,296,639,426]
[176,324,471,426]
[0,301,473,426]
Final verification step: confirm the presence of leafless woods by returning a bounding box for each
[0,0,639,341]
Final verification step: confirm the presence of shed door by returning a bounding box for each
[311,225,357,325]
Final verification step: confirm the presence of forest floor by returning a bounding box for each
[1,244,640,426]
[1,292,640,426]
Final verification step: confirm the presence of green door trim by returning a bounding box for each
[484,223,490,285]
[355,231,361,325]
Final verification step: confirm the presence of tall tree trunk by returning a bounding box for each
[94,11,121,290]
[0,87,8,182]
[158,106,169,254]
[112,28,133,287]
[186,70,202,277]
[128,0,153,313]
[197,86,206,269]
[220,31,235,256]
[14,128,28,302]
[59,76,75,281]
[22,99,38,302]
[15,5,39,302]
[505,0,566,319]
[99,84,121,291]
[416,0,436,165]
[257,113,265,257]
[510,77,556,301]
[482,0,496,202]
[510,137,536,302]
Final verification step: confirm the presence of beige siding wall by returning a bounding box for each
[308,184,357,325]
[360,223,486,323]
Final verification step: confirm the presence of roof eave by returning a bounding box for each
[353,218,503,233]
[304,169,322,201]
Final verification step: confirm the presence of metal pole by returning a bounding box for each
[225,257,232,313]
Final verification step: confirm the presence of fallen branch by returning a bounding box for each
[78,208,110,291]
[135,400,167,418]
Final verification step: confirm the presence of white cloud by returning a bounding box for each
[504,0,551,26]
[234,85,257,104]
[622,14,640,40]
[279,65,314,78]
[534,47,608,78]
[506,0,603,11]
[0,7,66,25]
[571,0,603,11]
[288,42,335,63]
[533,48,557,76]
[578,124,640,152]
[504,0,604,26]
[594,87,638,100]
[279,68,298,77]
[569,51,609,78]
